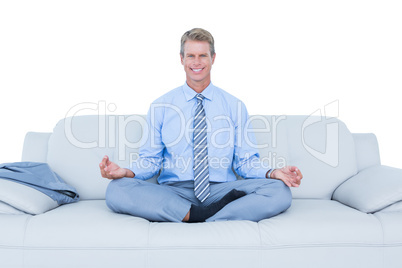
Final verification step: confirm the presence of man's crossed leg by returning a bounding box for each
[106,178,291,222]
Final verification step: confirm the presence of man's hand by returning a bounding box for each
[99,155,134,180]
[270,166,302,187]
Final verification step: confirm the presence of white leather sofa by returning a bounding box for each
[1,114,402,268]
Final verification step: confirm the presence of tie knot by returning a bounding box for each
[196,94,205,103]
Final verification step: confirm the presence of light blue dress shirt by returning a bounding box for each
[129,83,270,184]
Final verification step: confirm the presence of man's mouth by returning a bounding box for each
[191,68,203,73]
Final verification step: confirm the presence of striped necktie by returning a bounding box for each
[193,94,210,202]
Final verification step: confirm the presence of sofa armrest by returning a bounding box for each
[21,132,51,162]
[352,133,381,171]
[0,201,26,214]
[379,200,402,213]
[332,165,402,213]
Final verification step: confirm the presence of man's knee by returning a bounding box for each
[105,178,141,212]
[257,179,292,210]
[105,179,122,212]
[279,182,292,211]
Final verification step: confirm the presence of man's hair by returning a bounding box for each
[180,28,215,57]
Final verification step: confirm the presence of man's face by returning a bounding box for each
[181,40,215,89]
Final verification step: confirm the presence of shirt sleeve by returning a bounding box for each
[128,103,165,180]
[232,101,270,179]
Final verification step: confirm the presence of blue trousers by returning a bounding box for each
[106,178,292,222]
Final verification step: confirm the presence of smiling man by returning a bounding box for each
[181,38,215,93]
[100,28,302,223]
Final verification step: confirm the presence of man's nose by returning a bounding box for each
[194,56,201,65]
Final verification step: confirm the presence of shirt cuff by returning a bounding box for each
[246,167,271,179]
[258,167,271,179]
[126,163,147,180]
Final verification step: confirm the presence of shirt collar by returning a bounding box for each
[182,82,214,102]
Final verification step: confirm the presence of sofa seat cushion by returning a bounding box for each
[147,200,384,248]
[4,200,399,268]
[374,212,402,244]
[21,199,388,249]
[0,214,31,248]
[0,214,31,268]
[259,199,383,246]
[374,212,402,268]
[24,200,150,249]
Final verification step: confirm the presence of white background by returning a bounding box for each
[0,0,401,167]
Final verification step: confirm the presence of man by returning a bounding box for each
[100,28,302,223]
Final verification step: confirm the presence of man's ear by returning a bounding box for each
[180,53,184,65]
[212,53,216,65]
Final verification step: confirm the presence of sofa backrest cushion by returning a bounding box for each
[47,115,149,200]
[47,114,358,200]
[250,115,357,199]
